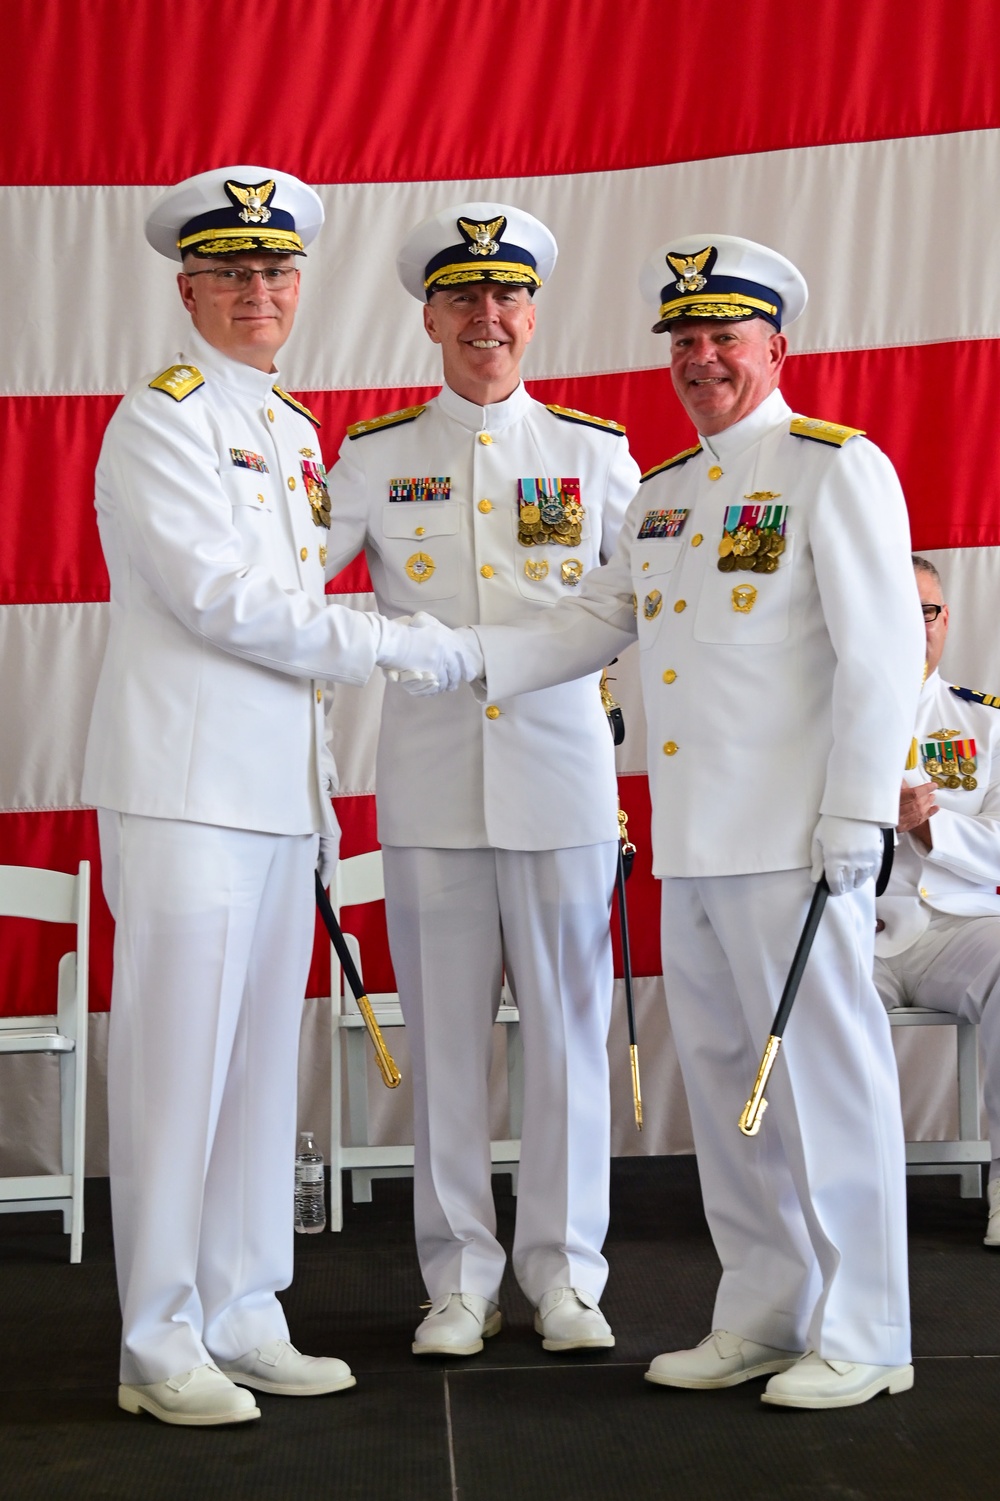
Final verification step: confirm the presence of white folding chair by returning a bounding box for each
[0,862,90,1261]
[888,1005,989,1197]
[327,850,521,1230]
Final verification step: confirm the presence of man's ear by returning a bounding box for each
[423,301,443,345]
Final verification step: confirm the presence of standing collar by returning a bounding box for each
[699,387,791,463]
[183,325,285,401]
[437,379,531,433]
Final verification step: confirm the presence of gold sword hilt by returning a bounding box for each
[355,992,402,1088]
[630,1043,643,1132]
[738,1034,782,1136]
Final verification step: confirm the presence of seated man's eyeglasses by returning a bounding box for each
[921,603,945,623]
[183,266,297,289]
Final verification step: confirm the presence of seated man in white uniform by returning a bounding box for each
[324,203,641,1356]
[447,236,926,1408]
[82,166,461,1427]
[874,555,1000,1247]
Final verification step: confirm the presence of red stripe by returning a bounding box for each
[7,342,997,602]
[3,0,997,185]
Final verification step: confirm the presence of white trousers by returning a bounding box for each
[874,910,1000,1171]
[382,842,617,1305]
[99,811,318,1384]
[661,868,911,1365]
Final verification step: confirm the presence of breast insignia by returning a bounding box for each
[790,417,865,447]
[950,684,1000,710]
[273,386,321,428]
[544,404,626,436]
[149,365,205,401]
[348,405,427,440]
[640,446,701,482]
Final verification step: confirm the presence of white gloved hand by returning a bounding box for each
[376,613,482,693]
[810,814,884,896]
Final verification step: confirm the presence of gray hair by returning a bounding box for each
[912,554,941,586]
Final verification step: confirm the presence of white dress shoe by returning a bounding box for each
[533,1288,614,1351]
[118,1362,260,1426]
[984,1179,1000,1247]
[761,1350,914,1409]
[412,1293,501,1356]
[645,1329,800,1389]
[217,1339,355,1396]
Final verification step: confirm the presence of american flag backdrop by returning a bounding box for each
[1,0,999,1165]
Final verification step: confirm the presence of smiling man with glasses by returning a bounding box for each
[82,165,463,1428]
[874,555,1000,1248]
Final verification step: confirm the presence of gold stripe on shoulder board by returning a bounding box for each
[273,386,320,427]
[545,404,626,436]
[641,445,701,482]
[348,405,427,440]
[790,416,865,447]
[149,364,204,401]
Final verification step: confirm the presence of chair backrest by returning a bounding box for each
[0,863,90,1034]
[330,852,396,1015]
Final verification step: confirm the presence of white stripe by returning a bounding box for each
[0,602,107,813]
[2,130,996,397]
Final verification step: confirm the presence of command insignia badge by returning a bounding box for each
[666,245,715,293]
[718,501,787,574]
[230,448,269,473]
[319,545,328,567]
[517,478,583,546]
[637,508,690,540]
[732,583,758,613]
[525,559,549,581]
[561,559,584,587]
[225,179,276,225]
[405,552,436,583]
[301,458,331,528]
[389,477,451,502]
[644,590,663,620]
[458,215,505,257]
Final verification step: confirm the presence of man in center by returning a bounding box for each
[324,202,640,1354]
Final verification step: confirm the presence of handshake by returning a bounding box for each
[375,612,485,696]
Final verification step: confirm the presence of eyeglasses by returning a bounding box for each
[921,603,945,623]
[182,266,298,289]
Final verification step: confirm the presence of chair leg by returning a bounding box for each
[956,1022,985,1199]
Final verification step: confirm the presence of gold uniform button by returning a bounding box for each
[267,408,275,422]
[480,564,494,579]
[415,526,426,537]
[257,493,265,504]
[485,705,501,720]
[300,547,308,561]
[478,499,493,514]
[691,533,703,546]
[287,476,296,490]
[642,561,650,571]
[663,741,679,756]
[674,599,686,613]
[708,465,723,481]
[919,886,929,898]
[663,669,677,684]
[316,689,322,703]
[478,432,493,445]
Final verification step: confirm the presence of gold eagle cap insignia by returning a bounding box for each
[226,179,276,225]
[666,245,713,293]
[458,215,506,257]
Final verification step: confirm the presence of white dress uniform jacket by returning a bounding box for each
[82,326,381,833]
[324,380,640,849]
[876,670,1000,956]
[476,389,924,872]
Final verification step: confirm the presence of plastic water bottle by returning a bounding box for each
[294,1130,326,1233]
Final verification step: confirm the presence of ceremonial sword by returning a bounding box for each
[315,870,402,1089]
[738,831,895,1136]
[601,670,643,1130]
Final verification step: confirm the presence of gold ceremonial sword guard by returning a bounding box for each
[355,992,402,1088]
[738,1034,782,1136]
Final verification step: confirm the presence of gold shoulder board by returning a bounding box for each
[148,364,204,401]
[347,404,427,440]
[790,416,865,447]
[273,385,320,428]
[545,403,626,436]
[950,684,1000,711]
[641,445,701,482]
